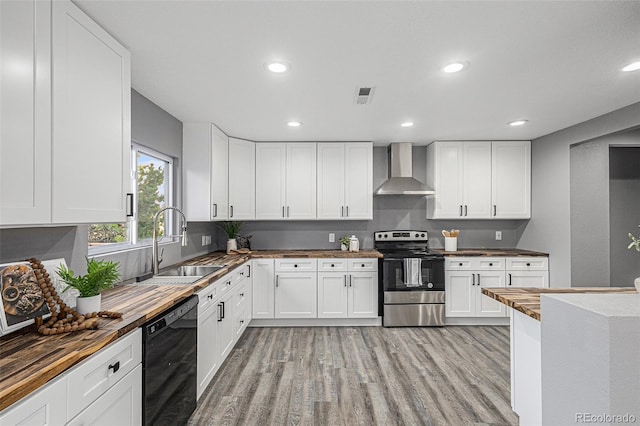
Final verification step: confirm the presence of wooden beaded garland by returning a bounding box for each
[27,258,122,336]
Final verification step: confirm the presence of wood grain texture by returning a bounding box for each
[482,287,638,320]
[435,248,548,257]
[189,326,517,426]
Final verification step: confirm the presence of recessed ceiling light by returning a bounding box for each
[287,121,302,127]
[266,62,289,73]
[401,122,414,127]
[622,61,640,72]
[508,120,528,127]
[443,62,465,73]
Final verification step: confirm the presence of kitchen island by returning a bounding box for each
[482,287,638,426]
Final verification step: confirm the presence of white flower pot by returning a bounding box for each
[226,239,237,254]
[76,294,101,315]
[635,277,640,292]
[341,244,348,251]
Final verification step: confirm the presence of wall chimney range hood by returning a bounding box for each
[374,142,435,196]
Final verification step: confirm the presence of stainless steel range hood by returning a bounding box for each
[374,142,435,195]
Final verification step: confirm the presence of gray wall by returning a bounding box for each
[518,102,640,287]
[610,146,640,286]
[0,90,216,281]
[234,146,524,250]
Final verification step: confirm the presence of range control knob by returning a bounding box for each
[427,282,434,289]
[421,233,425,237]
[415,233,419,237]
[384,234,388,238]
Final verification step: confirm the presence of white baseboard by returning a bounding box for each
[249,317,382,327]
[445,317,510,326]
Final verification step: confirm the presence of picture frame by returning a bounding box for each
[0,261,51,335]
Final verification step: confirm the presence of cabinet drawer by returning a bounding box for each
[506,257,548,271]
[67,328,141,420]
[318,259,348,271]
[275,258,317,272]
[0,375,67,426]
[197,281,219,312]
[232,263,250,284]
[474,257,505,270]
[218,273,234,295]
[445,257,474,270]
[348,258,378,271]
[235,281,248,309]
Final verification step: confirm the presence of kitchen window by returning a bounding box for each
[88,144,174,254]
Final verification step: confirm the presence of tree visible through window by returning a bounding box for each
[88,145,173,252]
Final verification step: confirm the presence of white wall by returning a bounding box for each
[518,102,640,287]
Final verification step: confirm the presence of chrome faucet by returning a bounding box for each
[152,206,188,274]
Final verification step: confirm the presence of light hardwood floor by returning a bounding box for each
[189,326,518,426]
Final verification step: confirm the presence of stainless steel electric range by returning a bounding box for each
[375,230,445,326]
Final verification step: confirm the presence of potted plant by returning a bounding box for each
[339,236,350,251]
[56,257,120,314]
[219,221,244,253]
[628,225,640,291]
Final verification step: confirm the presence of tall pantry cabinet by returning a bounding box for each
[1,0,131,226]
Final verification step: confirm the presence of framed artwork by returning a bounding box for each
[0,261,51,334]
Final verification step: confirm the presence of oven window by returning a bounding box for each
[382,258,444,291]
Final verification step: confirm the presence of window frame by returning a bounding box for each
[88,142,176,256]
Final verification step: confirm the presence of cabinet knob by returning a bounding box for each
[489,263,493,266]
[294,264,298,268]
[459,262,463,266]
[240,293,244,297]
[331,264,335,267]
[207,294,214,299]
[108,361,120,373]
[361,264,365,267]
[526,263,531,266]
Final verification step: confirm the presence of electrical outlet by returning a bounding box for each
[206,236,212,244]
[329,233,335,243]
[201,236,207,246]
[495,231,502,241]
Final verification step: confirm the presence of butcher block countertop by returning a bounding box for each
[0,249,381,411]
[435,248,548,257]
[482,287,638,321]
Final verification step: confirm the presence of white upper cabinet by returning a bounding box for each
[0,0,51,225]
[228,137,255,220]
[317,142,372,220]
[183,123,229,221]
[255,143,316,220]
[1,0,130,226]
[427,141,530,219]
[491,141,531,219]
[51,0,131,224]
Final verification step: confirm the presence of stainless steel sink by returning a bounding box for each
[157,265,226,277]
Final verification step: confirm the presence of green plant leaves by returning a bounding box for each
[56,257,121,297]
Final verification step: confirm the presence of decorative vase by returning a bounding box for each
[76,294,101,315]
[226,239,237,254]
[635,277,640,292]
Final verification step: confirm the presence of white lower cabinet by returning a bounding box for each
[67,365,142,426]
[0,375,67,426]
[445,256,549,319]
[0,328,142,425]
[217,286,236,364]
[252,259,275,319]
[275,272,318,318]
[197,283,220,400]
[317,259,378,319]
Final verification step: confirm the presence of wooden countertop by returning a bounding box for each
[435,248,548,257]
[482,287,638,321]
[0,249,381,411]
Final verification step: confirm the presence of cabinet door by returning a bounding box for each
[197,303,219,400]
[275,273,317,318]
[475,271,506,316]
[0,0,51,225]
[252,259,275,319]
[427,142,464,219]
[445,271,474,317]
[51,0,131,223]
[255,143,286,219]
[344,143,373,219]
[492,141,531,219]
[317,272,348,318]
[347,272,378,318]
[217,291,235,362]
[0,375,67,426]
[67,365,142,426]
[183,123,213,221]
[317,143,345,219]
[463,142,492,218]
[286,143,317,219]
[210,124,229,221]
[506,270,548,289]
[228,137,255,220]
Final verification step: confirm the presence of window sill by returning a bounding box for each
[88,238,180,257]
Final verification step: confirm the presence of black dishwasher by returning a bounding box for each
[143,295,198,426]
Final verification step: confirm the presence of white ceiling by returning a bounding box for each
[76,0,640,145]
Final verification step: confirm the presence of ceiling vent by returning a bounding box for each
[355,86,375,105]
